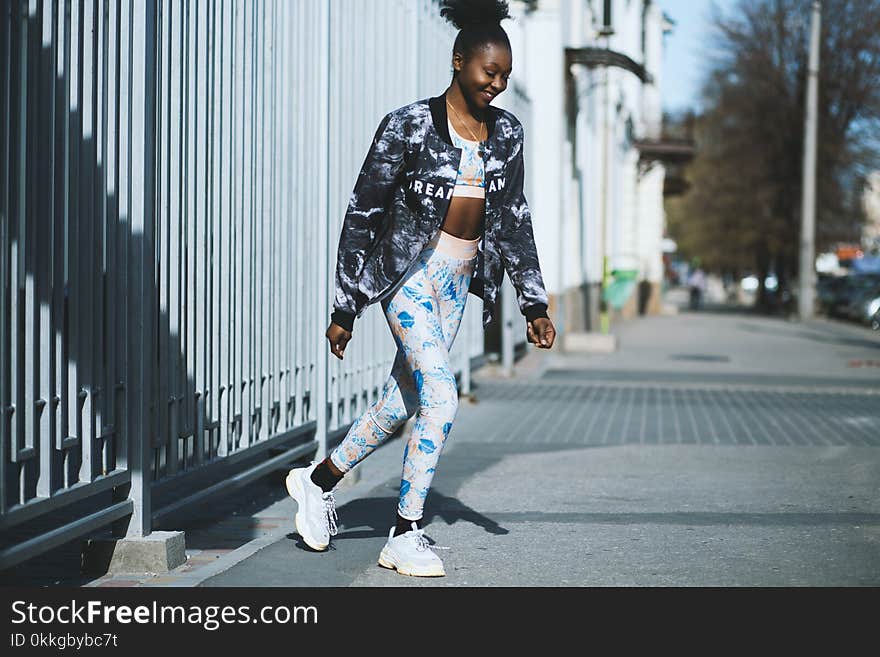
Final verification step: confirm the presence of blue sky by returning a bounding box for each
[658,0,739,114]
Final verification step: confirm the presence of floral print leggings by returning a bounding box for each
[329,228,479,521]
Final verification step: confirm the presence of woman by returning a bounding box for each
[286,0,556,577]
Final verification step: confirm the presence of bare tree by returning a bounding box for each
[666,0,880,310]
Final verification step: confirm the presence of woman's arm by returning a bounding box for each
[497,120,550,324]
[331,111,407,332]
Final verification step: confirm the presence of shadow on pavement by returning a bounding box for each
[295,493,509,548]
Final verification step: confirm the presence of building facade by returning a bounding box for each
[497,0,675,334]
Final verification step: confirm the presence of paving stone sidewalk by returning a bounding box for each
[198,298,880,587]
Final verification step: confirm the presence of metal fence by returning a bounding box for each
[0,0,500,570]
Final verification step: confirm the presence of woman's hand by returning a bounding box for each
[527,317,556,349]
[326,322,352,360]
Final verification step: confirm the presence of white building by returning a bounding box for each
[499,0,683,335]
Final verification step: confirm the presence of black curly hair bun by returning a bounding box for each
[439,0,512,30]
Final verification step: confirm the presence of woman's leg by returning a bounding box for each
[327,329,420,476]
[388,243,476,522]
[325,248,436,476]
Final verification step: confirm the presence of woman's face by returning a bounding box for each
[453,42,512,109]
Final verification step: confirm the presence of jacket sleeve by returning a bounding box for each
[497,121,551,324]
[330,111,407,332]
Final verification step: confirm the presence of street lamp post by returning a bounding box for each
[598,19,613,335]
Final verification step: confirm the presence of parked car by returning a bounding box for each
[842,283,880,323]
[826,274,880,319]
[872,308,880,331]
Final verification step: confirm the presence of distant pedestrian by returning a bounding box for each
[688,262,707,310]
[638,278,652,315]
[285,0,556,578]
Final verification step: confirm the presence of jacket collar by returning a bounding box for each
[429,90,499,146]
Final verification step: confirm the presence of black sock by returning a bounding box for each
[393,513,421,537]
[309,458,343,493]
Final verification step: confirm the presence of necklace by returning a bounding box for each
[446,98,485,144]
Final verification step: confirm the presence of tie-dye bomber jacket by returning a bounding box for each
[330,92,551,333]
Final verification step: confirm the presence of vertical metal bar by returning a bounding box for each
[150,0,160,467]
[9,0,28,478]
[266,0,276,439]
[194,0,207,465]
[185,0,196,466]
[36,0,56,498]
[342,0,353,427]
[261,1,278,439]
[76,0,95,484]
[245,0,254,449]
[232,0,242,453]
[228,0,239,456]
[276,0,284,436]
[241,0,251,451]
[65,0,80,489]
[181,0,190,468]
[154,0,166,473]
[238,0,247,451]
[262,0,271,443]
[0,0,11,514]
[295,0,304,430]
[251,0,259,444]
[286,0,298,431]
[218,0,231,458]
[105,0,120,478]
[96,0,109,473]
[56,0,69,478]
[316,0,330,460]
[180,0,188,470]
[22,0,36,502]
[328,0,338,432]
[277,0,285,433]
[208,0,217,456]
[164,0,179,476]
[184,0,195,466]
[265,0,272,439]
[93,0,106,478]
[254,0,264,444]
[229,0,237,455]
[284,0,293,432]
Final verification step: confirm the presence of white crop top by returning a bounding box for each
[448,118,486,199]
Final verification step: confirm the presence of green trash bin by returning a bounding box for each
[602,269,639,310]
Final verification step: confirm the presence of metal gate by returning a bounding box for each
[1,0,497,571]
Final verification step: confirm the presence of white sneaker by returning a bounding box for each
[377,522,446,577]
[285,461,338,551]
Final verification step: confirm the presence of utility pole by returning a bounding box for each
[798,0,821,320]
[598,3,614,334]
[599,44,610,334]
